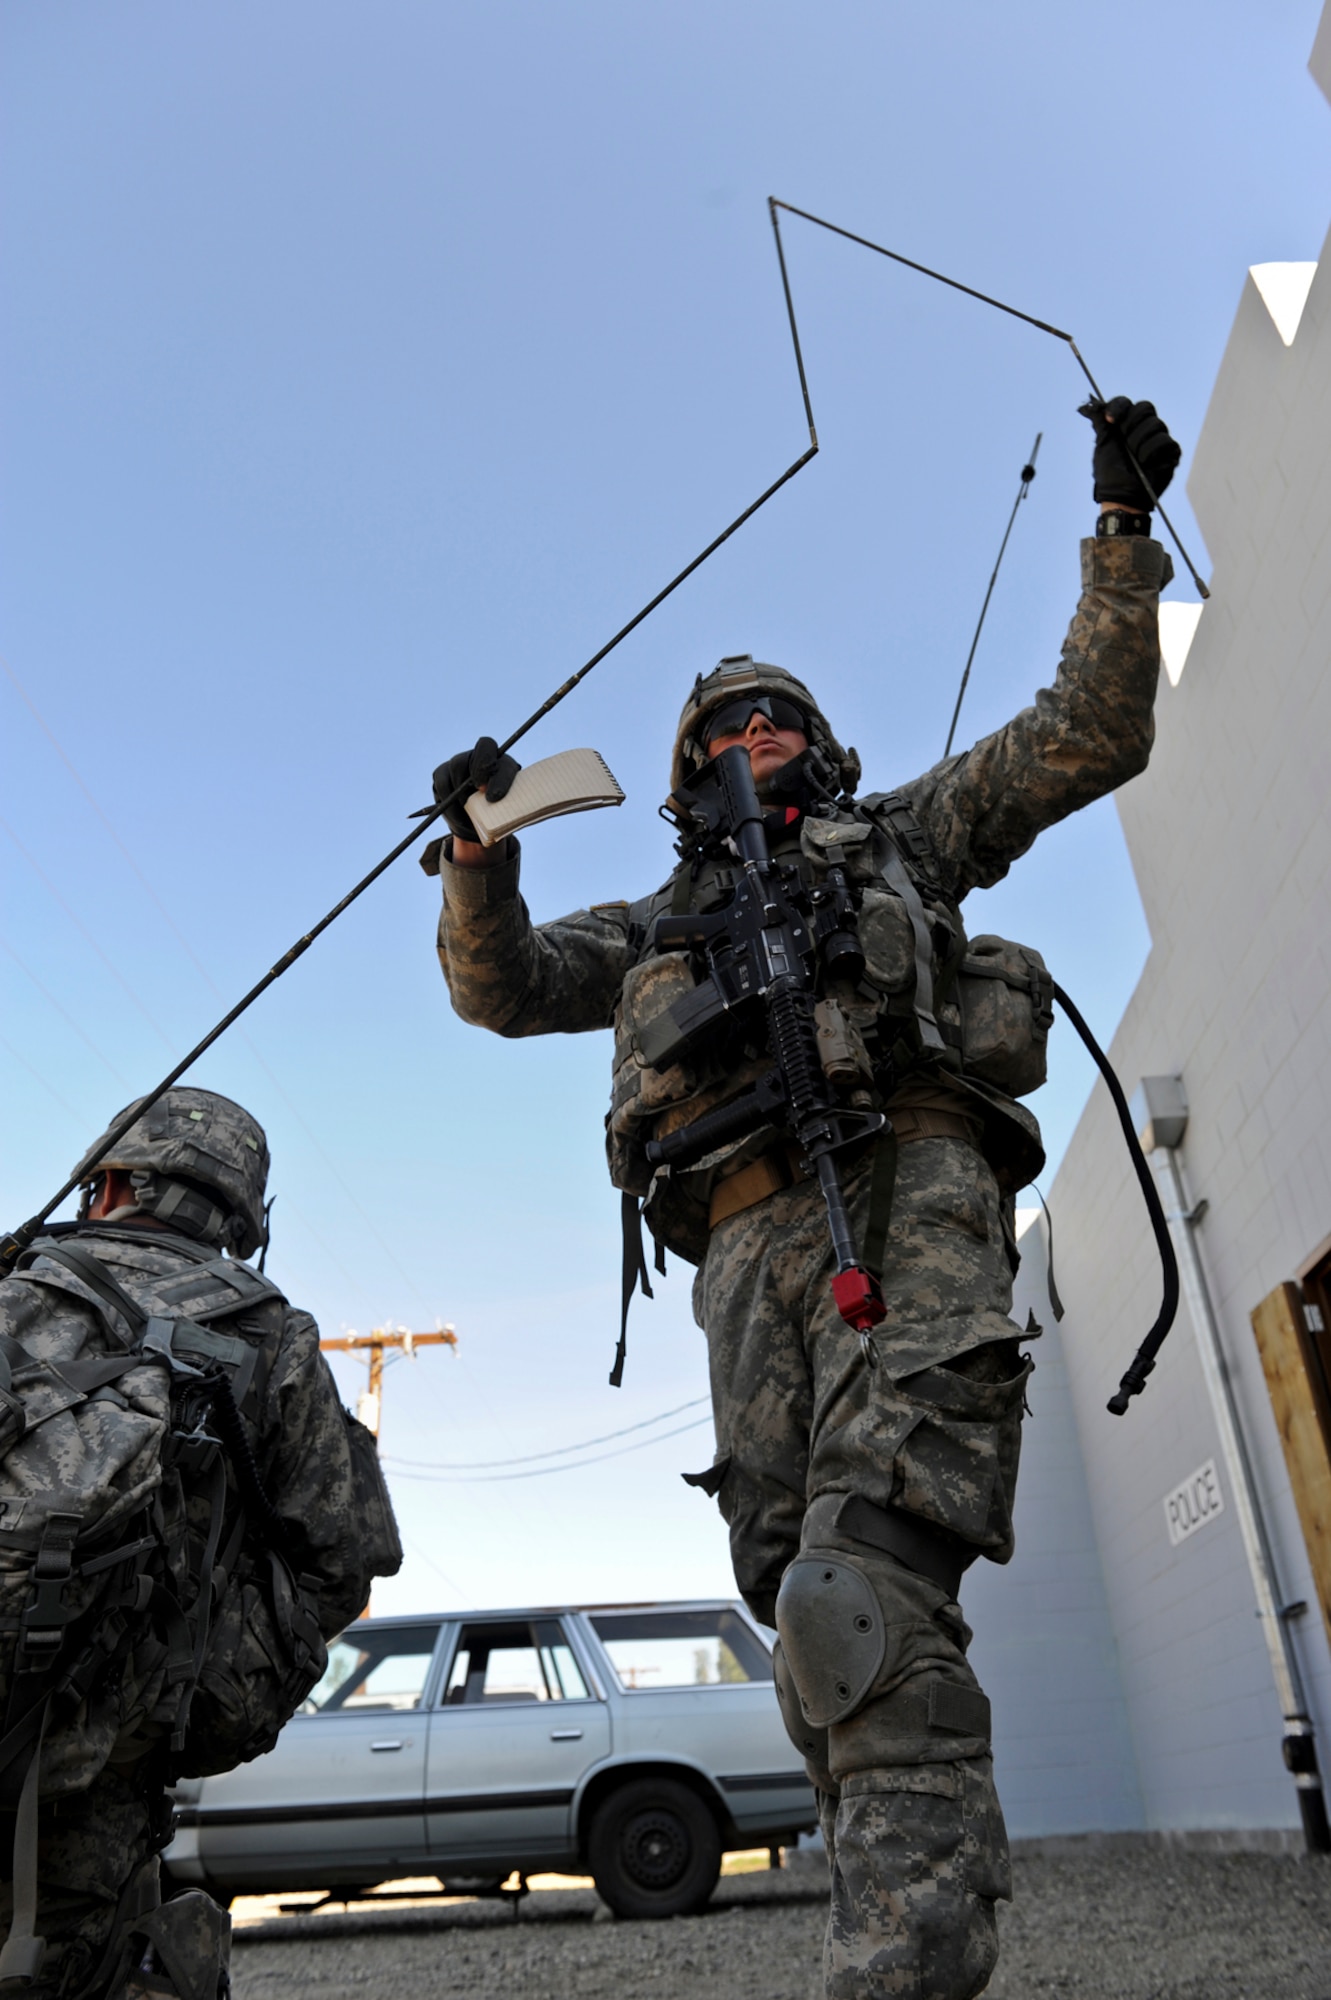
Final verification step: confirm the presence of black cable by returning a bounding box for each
[1049,980,1180,1414]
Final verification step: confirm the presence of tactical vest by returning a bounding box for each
[607,793,1051,1264]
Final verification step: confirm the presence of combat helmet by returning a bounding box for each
[670,654,861,799]
[72,1087,270,1259]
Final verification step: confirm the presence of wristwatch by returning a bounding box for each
[1096,508,1152,539]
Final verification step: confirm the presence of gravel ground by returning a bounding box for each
[230,1847,1331,2000]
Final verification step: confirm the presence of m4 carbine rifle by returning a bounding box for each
[641,745,889,1339]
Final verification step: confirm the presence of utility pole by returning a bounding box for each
[319,1324,457,1441]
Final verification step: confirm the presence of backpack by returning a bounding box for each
[0,1231,387,1983]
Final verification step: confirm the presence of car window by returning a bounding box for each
[442,1618,591,1705]
[300,1626,441,1715]
[589,1608,772,1688]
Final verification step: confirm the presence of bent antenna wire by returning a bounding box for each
[768,198,1209,602]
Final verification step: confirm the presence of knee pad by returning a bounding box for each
[771,1638,834,1787]
[775,1553,885,1729]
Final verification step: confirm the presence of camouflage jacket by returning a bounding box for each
[436,535,1170,1221]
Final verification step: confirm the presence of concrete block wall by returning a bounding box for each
[1039,12,1331,1834]
[966,1216,1144,1838]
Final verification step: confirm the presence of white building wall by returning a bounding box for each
[967,1217,1145,1839]
[1041,12,1331,1835]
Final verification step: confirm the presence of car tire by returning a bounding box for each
[588,1778,721,1919]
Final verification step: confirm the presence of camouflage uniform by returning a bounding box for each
[0,1185,394,1998]
[435,535,1170,1998]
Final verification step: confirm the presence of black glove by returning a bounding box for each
[431,736,522,844]
[1079,396,1181,509]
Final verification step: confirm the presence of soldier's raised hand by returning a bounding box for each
[432,736,522,845]
[1079,396,1181,510]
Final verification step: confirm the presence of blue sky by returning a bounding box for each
[4,1,1329,1616]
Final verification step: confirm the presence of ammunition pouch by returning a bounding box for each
[955,937,1053,1097]
[851,800,1053,1105]
[607,952,771,1265]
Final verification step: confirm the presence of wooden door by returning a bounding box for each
[1250,1282,1331,1648]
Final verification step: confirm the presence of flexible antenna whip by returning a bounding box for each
[0,229,821,1273]
[769,199,1209,601]
[944,433,1042,758]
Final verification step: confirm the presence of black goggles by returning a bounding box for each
[701,693,810,748]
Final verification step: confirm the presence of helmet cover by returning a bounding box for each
[670,654,861,799]
[73,1087,270,1259]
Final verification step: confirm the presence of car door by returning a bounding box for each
[425,1616,611,1868]
[583,1603,815,1837]
[193,1620,442,1887]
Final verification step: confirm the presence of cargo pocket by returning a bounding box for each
[855,885,916,994]
[961,1754,1012,1902]
[892,1348,1032,1550]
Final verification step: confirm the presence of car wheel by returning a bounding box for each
[588,1778,721,1919]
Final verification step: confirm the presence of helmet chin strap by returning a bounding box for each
[766,744,842,809]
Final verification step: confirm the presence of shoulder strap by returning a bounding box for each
[33,1245,289,1545]
[854,798,946,1057]
[19,1240,148,1344]
[857,790,943,889]
[152,1255,287,1325]
[19,1241,273,1405]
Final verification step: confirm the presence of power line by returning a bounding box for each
[383,1395,710,1471]
[382,1414,712,1483]
[396,1528,473,1602]
[1,650,222,993]
[0,655,439,1321]
[2,939,133,1090]
[0,1033,87,1126]
[0,812,177,1053]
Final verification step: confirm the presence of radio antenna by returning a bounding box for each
[944,433,1042,758]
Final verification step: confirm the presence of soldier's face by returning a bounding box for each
[705,708,809,786]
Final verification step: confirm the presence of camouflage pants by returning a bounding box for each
[692,1137,1034,2000]
[0,1772,226,2000]
[0,1769,161,2000]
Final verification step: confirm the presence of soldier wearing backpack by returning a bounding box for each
[0,1089,402,2000]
